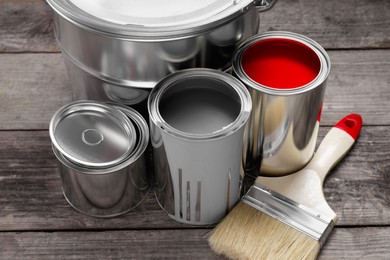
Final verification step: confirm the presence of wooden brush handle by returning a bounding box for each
[306,114,362,184]
[255,114,362,221]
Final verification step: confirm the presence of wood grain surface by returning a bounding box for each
[1,0,389,52]
[0,50,389,130]
[0,227,389,259]
[0,127,389,231]
[0,0,389,259]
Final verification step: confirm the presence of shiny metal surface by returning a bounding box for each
[50,101,150,217]
[50,101,136,168]
[148,69,251,225]
[47,0,277,38]
[233,31,330,177]
[243,183,335,246]
[48,3,266,107]
[67,0,247,28]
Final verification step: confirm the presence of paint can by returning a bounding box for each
[46,0,277,117]
[232,31,330,177]
[148,69,252,225]
[50,101,150,217]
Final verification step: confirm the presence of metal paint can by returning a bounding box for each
[50,101,150,217]
[232,31,330,177]
[148,69,252,225]
[46,0,277,115]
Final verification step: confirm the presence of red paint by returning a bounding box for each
[317,105,323,122]
[334,114,362,140]
[242,38,321,89]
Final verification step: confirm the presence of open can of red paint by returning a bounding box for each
[232,31,330,177]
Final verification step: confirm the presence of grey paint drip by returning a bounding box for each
[178,169,183,219]
[226,169,231,215]
[186,181,191,221]
[148,69,252,225]
[196,181,201,222]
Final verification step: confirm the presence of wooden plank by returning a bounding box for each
[0,127,388,231]
[1,229,221,260]
[0,227,389,259]
[0,130,204,231]
[0,132,184,231]
[0,1,387,259]
[0,0,389,53]
[323,125,390,226]
[259,0,390,50]
[320,227,390,259]
[324,50,390,126]
[0,0,58,53]
[0,50,389,130]
[0,54,71,130]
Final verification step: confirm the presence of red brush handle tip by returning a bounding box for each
[334,114,362,140]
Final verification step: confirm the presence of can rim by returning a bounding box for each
[148,68,252,141]
[49,101,138,169]
[46,0,255,41]
[232,31,331,96]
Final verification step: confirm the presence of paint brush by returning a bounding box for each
[208,114,362,259]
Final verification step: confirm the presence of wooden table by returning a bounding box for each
[1,0,389,259]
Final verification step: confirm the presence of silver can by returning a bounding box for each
[46,0,277,111]
[232,31,331,177]
[148,69,252,225]
[50,101,150,217]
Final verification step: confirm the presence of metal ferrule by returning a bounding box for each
[242,183,334,247]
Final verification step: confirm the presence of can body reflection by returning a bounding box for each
[148,69,252,225]
[50,101,150,217]
[233,31,330,176]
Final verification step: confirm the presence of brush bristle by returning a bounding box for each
[208,202,321,260]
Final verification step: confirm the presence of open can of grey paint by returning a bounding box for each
[50,101,150,217]
[232,31,330,177]
[148,69,252,225]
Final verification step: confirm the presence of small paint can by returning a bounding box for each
[148,68,252,225]
[232,31,330,176]
[50,101,150,217]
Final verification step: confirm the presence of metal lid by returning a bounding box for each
[110,103,150,165]
[47,0,261,39]
[49,101,137,168]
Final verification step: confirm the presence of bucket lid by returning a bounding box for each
[49,101,137,168]
[47,0,257,39]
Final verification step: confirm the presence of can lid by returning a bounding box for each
[49,101,137,168]
[47,0,255,39]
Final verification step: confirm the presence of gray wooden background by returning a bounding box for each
[0,0,389,259]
